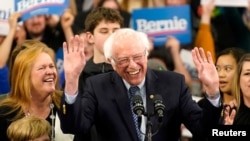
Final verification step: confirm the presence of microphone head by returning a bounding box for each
[153,95,165,118]
[131,95,144,116]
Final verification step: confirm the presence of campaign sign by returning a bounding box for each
[0,0,15,35]
[15,0,69,21]
[132,5,191,47]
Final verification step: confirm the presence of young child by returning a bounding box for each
[7,116,51,141]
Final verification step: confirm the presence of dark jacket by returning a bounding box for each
[78,57,114,94]
[59,69,222,141]
[0,105,56,141]
[75,57,114,141]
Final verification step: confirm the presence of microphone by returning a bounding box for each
[131,95,145,117]
[153,95,165,123]
[131,95,145,127]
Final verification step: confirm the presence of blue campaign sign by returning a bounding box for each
[15,0,69,21]
[132,5,191,47]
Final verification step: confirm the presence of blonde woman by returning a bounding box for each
[224,53,250,125]
[0,40,63,141]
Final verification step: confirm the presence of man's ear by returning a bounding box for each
[85,32,94,44]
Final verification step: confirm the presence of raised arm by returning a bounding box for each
[165,36,192,88]
[194,0,216,62]
[191,47,219,96]
[63,35,86,95]
[0,12,21,68]
[61,9,75,43]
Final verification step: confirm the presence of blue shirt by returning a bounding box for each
[0,66,10,94]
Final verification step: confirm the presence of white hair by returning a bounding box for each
[103,28,150,61]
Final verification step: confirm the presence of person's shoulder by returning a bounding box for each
[84,71,115,86]
[83,61,113,74]
[149,69,185,84]
[89,71,114,79]
[0,102,16,117]
[149,69,184,78]
[0,93,8,101]
[147,69,186,89]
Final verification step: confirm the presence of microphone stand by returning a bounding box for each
[132,94,164,141]
[145,120,153,141]
[144,113,163,141]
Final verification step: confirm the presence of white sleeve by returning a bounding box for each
[64,92,78,104]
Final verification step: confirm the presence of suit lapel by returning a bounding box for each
[111,72,138,140]
[145,69,158,116]
[110,69,161,140]
[145,69,162,132]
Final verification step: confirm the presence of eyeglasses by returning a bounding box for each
[111,50,147,67]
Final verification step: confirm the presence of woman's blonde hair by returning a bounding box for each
[232,53,250,110]
[7,116,51,141]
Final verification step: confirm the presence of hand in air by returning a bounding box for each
[63,35,86,78]
[192,47,219,95]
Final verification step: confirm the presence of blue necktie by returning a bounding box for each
[129,86,142,141]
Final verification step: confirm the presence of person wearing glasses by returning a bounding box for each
[59,28,222,141]
[71,7,123,141]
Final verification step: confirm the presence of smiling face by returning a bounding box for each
[30,52,57,97]
[109,30,148,86]
[216,54,237,95]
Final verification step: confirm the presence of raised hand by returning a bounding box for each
[201,0,215,24]
[61,9,74,44]
[61,9,74,29]
[191,47,219,95]
[8,12,21,30]
[247,0,250,12]
[165,36,180,54]
[63,35,86,95]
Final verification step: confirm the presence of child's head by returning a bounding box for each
[7,116,51,141]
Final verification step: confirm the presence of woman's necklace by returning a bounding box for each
[50,103,55,141]
[26,102,55,141]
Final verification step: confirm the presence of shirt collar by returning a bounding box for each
[123,77,145,90]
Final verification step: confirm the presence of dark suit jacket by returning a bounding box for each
[59,69,222,141]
